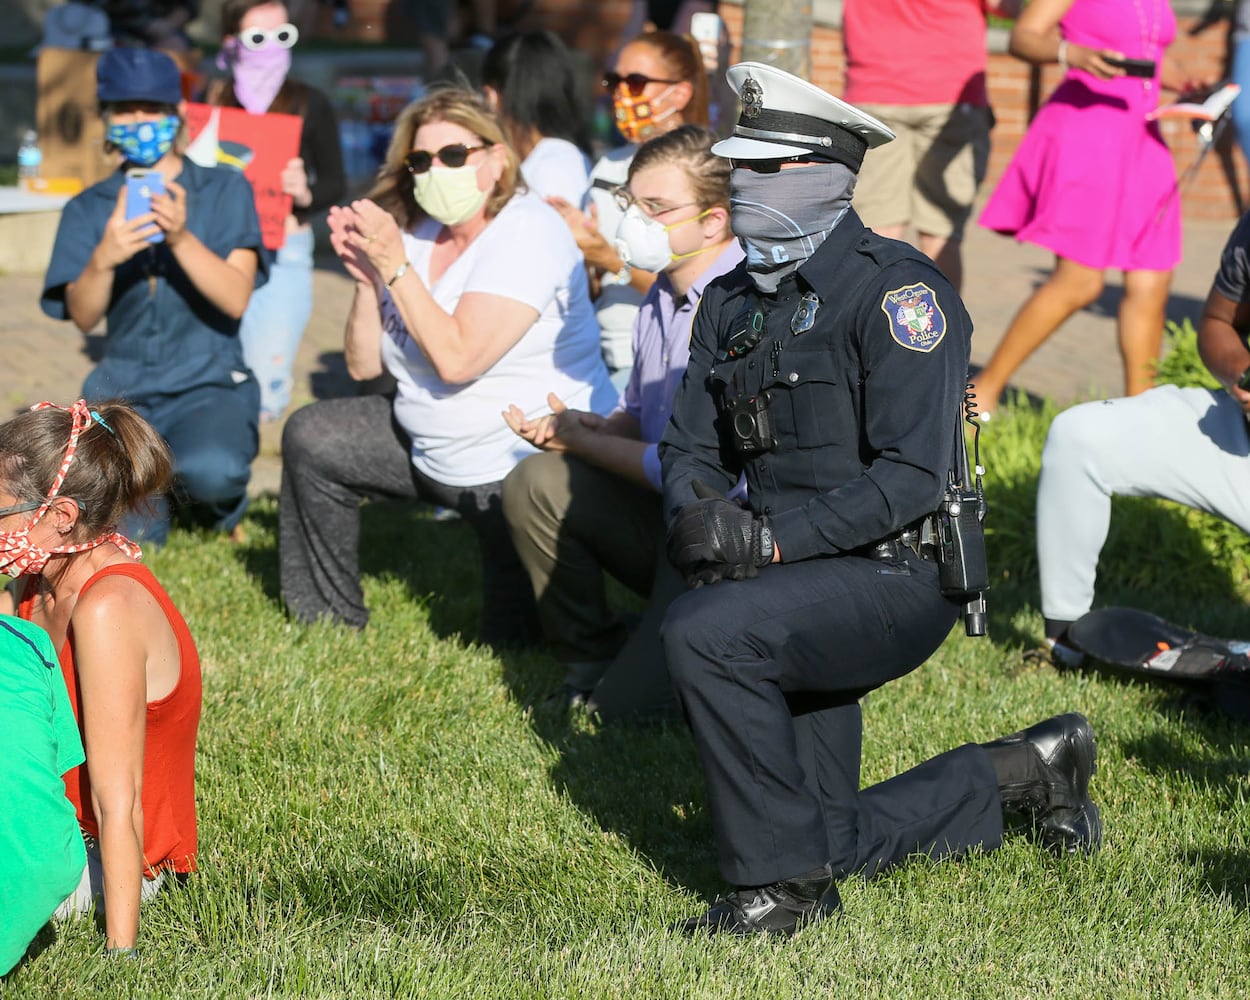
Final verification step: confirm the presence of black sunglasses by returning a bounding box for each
[404,143,488,175]
[731,156,819,174]
[602,71,682,96]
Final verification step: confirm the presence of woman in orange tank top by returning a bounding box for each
[0,400,201,958]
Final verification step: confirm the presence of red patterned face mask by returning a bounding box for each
[0,400,142,577]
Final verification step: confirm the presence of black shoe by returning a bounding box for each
[539,684,591,712]
[984,712,1102,856]
[678,866,840,937]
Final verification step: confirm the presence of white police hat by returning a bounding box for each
[712,62,894,171]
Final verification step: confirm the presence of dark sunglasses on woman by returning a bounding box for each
[404,144,488,175]
[602,71,682,96]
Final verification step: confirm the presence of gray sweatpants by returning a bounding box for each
[279,394,539,645]
[1037,385,1250,624]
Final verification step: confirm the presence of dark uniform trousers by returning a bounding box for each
[659,211,1005,888]
[662,552,1003,887]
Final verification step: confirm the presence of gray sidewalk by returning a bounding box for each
[0,209,1236,498]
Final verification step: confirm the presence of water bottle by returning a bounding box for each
[17,130,41,189]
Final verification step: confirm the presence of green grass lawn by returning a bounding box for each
[6,348,1250,996]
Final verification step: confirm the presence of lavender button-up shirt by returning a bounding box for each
[617,241,745,490]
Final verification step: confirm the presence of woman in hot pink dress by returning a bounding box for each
[975,0,1207,414]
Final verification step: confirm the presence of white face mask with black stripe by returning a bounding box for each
[729,162,857,293]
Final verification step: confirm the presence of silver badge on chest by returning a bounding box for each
[791,292,820,335]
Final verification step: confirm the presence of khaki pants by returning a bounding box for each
[502,451,683,722]
[853,103,992,241]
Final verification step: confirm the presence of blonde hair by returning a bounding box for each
[368,87,520,230]
[628,125,729,212]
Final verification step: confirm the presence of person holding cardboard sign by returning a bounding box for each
[206,0,346,422]
[40,47,269,547]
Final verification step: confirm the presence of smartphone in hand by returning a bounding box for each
[124,169,165,244]
[1106,56,1156,78]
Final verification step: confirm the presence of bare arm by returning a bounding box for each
[1009,0,1125,79]
[155,179,258,320]
[65,186,161,333]
[328,204,386,380]
[349,199,543,385]
[1159,49,1215,95]
[547,195,658,298]
[72,585,150,950]
[1198,286,1250,412]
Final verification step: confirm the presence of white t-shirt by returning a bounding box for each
[379,191,618,487]
[522,137,592,208]
[587,145,644,373]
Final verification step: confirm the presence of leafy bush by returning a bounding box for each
[1155,317,1221,391]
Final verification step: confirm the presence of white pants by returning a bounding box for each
[52,833,166,919]
[1038,385,1250,624]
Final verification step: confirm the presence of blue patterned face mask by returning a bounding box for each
[106,115,180,167]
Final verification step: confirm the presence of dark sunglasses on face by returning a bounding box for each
[404,143,489,175]
[239,23,299,50]
[731,156,819,173]
[602,71,683,96]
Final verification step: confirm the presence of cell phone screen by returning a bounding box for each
[125,170,165,244]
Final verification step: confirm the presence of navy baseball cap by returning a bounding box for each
[96,47,183,106]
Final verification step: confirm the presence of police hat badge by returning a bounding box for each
[712,62,894,170]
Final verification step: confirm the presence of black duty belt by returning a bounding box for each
[861,520,936,563]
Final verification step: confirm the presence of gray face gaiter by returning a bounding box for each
[729,162,857,293]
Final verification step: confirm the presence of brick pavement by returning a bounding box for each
[0,212,1235,498]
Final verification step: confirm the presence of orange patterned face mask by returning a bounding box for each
[613,84,679,144]
[0,400,141,577]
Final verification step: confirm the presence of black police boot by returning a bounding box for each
[982,712,1102,856]
[678,864,840,937]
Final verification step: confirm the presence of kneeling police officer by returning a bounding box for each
[658,63,1103,937]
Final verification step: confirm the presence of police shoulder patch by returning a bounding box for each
[880,282,947,353]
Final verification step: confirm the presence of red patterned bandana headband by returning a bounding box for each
[0,399,142,577]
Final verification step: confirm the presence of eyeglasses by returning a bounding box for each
[730,156,819,174]
[239,23,299,50]
[0,498,86,519]
[0,500,41,519]
[602,71,683,96]
[613,186,698,219]
[404,143,488,175]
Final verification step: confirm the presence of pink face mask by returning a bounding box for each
[218,37,293,114]
[0,400,142,577]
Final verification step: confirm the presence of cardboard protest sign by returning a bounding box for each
[184,103,302,250]
[35,48,114,187]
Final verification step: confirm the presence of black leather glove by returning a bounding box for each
[667,481,774,587]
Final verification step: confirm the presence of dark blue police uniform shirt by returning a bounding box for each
[660,207,973,563]
[41,159,270,402]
